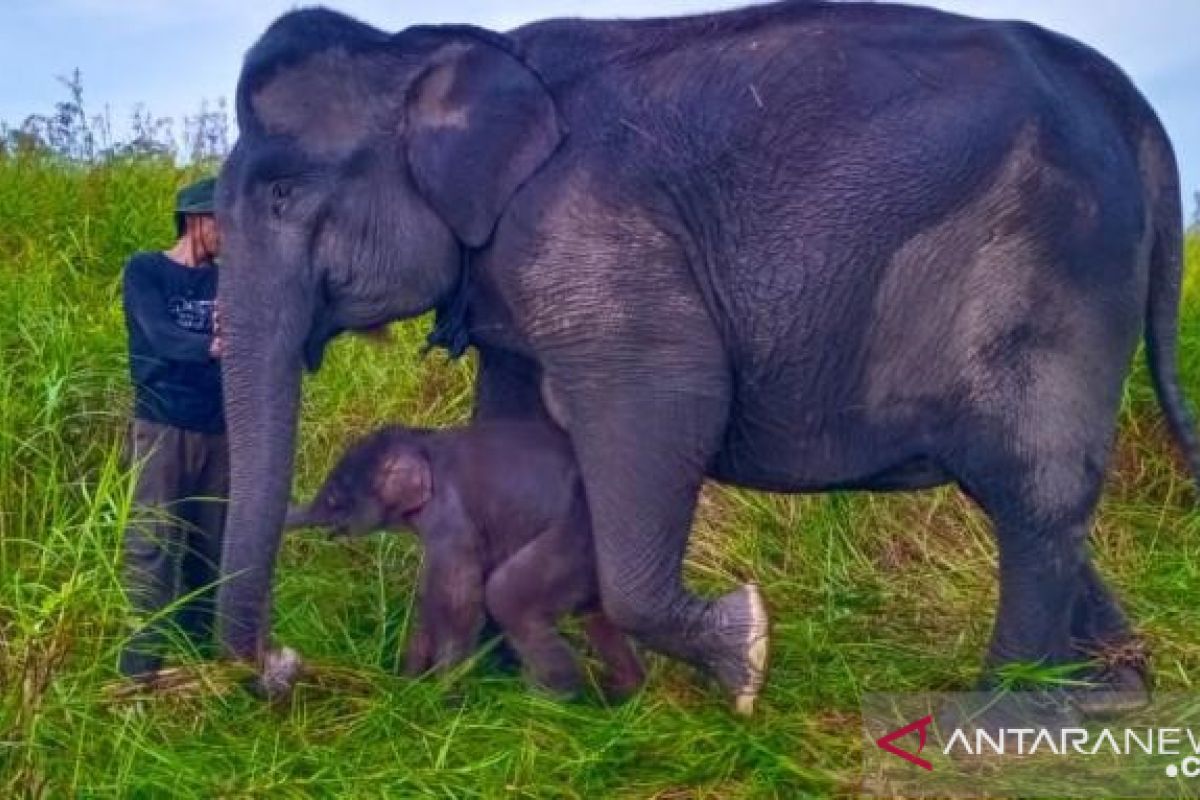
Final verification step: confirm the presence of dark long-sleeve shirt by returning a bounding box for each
[122,251,224,434]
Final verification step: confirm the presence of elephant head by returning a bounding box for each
[214,9,564,662]
[283,427,433,537]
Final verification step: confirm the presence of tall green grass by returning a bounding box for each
[1,150,1199,797]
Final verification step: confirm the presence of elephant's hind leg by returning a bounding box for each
[944,221,1146,719]
[484,527,593,697]
[1069,561,1149,716]
[946,442,1096,729]
[566,385,769,714]
[1071,560,1132,651]
[951,397,1144,718]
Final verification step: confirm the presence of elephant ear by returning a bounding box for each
[404,27,566,248]
[375,448,433,514]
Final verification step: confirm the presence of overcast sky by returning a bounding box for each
[1,0,1197,202]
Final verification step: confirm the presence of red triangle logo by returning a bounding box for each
[875,714,934,771]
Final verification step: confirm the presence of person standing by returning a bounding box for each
[119,177,227,678]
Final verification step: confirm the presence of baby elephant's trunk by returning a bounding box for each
[282,504,318,530]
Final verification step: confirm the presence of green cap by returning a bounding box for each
[176,177,216,215]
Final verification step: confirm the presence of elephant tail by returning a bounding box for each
[1143,130,1200,494]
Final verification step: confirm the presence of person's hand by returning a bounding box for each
[209,300,224,359]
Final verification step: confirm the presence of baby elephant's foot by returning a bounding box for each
[601,665,646,704]
[703,584,770,715]
[512,634,587,699]
[527,660,585,700]
[581,613,645,704]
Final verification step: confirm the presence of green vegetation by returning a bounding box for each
[2,151,1199,798]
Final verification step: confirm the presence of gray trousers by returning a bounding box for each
[119,419,229,677]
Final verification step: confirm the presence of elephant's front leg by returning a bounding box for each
[565,383,769,714]
[413,518,486,675]
[403,621,435,677]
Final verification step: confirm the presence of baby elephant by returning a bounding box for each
[285,420,644,699]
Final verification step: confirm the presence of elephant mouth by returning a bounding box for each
[302,282,345,372]
[303,318,343,372]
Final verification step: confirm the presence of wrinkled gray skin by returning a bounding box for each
[216,1,1200,715]
[284,421,645,699]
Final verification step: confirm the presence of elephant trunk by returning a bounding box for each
[215,322,303,662]
[282,504,315,530]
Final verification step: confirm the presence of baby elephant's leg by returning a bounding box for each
[477,616,522,675]
[582,612,645,701]
[484,529,592,697]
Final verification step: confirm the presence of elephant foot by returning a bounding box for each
[524,656,585,701]
[528,671,583,702]
[937,689,1083,739]
[1069,638,1151,718]
[599,662,646,704]
[705,583,770,716]
[247,647,304,701]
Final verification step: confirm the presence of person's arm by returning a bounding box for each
[122,256,215,363]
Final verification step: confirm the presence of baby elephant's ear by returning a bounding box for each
[376,450,433,513]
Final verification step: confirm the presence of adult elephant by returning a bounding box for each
[215,1,1199,715]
